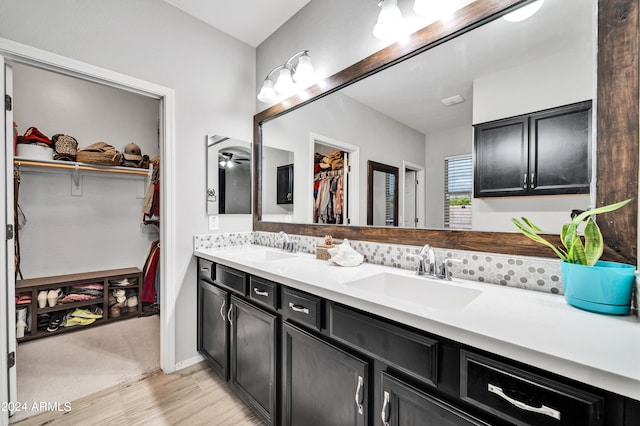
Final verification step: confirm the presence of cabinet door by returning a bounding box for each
[283,322,368,426]
[381,373,489,426]
[277,164,294,204]
[229,296,278,425]
[529,101,591,195]
[474,116,528,197]
[197,279,229,381]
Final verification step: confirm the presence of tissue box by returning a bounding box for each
[316,244,335,260]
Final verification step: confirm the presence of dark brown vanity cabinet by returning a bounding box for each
[228,295,278,425]
[474,100,591,197]
[197,259,229,380]
[381,372,490,426]
[197,262,278,425]
[282,322,368,426]
[276,164,294,204]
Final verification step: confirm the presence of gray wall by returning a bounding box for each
[1,0,256,366]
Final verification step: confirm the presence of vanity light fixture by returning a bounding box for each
[503,0,544,22]
[373,0,406,41]
[257,50,315,103]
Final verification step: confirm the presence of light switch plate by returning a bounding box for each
[208,215,219,230]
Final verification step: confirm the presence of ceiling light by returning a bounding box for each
[373,0,406,41]
[219,160,226,167]
[257,50,316,103]
[503,0,544,22]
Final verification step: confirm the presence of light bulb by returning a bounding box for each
[219,160,226,167]
[293,54,315,87]
[373,0,406,41]
[503,0,544,22]
[274,68,295,95]
[257,79,278,103]
[227,161,234,169]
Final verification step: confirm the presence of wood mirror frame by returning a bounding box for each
[253,0,638,264]
[367,161,399,227]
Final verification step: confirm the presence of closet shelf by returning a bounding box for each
[13,157,150,177]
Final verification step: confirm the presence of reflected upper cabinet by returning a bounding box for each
[474,100,592,198]
[277,164,294,205]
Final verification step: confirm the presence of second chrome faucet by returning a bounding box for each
[415,244,461,281]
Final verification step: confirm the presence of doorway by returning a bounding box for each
[1,39,176,425]
[401,161,425,228]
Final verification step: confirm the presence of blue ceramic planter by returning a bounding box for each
[560,260,636,315]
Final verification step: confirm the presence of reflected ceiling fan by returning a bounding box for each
[219,151,249,168]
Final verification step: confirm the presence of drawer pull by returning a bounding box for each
[488,383,561,421]
[200,267,209,272]
[288,302,309,315]
[227,305,234,326]
[253,288,269,297]
[355,375,364,415]
[219,299,226,321]
[381,390,390,426]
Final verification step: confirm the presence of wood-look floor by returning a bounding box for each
[12,362,264,426]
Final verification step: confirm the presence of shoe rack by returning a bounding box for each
[15,267,143,342]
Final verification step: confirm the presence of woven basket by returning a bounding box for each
[316,244,335,260]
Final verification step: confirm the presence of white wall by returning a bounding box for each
[0,0,256,366]
[472,49,593,232]
[262,91,425,225]
[12,63,159,277]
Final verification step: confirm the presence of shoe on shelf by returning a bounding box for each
[47,288,63,307]
[37,291,48,308]
[46,313,65,332]
[65,316,96,327]
[16,318,27,338]
[70,307,103,319]
[37,314,50,331]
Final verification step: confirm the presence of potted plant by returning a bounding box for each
[512,199,636,315]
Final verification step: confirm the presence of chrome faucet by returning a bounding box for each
[415,244,462,280]
[278,231,297,253]
[416,244,436,276]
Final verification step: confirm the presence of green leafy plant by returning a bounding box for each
[511,199,632,266]
[449,196,471,206]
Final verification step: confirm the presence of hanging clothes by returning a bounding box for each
[142,156,160,225]
[141,240,160,306]
[313,169,344,224]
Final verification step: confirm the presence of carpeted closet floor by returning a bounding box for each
[12,315,160,423]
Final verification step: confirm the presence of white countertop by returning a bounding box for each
[195,244,640,401]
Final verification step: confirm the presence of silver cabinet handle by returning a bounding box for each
[288,302,309,315]
[530,172,535,187]
[227,305,233,326]
[354,375,364,415]
[253,288,269,297]
[200,267,209,272]
[381,390,390,426]
[523,173,527,189]
[219,299,226,321]
[488,384,561,420]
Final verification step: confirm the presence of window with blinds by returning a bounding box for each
[444,155,472,229]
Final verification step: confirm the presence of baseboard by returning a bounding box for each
[174,354,204,371]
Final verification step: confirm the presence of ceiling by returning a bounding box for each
[162,0,311,47]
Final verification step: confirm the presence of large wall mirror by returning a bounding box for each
[254,0,638,263]
[207,134,251,215]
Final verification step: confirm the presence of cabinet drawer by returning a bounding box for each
[329,303,438,387]
[460,351,604,426]
[281,287,322,331]
[249,276,279,311]
[214,264,247,296]
[197,258,214,283]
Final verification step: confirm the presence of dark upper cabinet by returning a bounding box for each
[276,164,294,204]
[282,322,368,426]
[474,101,591,198]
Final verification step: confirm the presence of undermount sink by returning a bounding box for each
[248,250,298,262]
[344,272,482,311]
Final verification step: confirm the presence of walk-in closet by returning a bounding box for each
[8,61,162,422]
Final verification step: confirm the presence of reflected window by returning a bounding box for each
[445,155,472,229]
